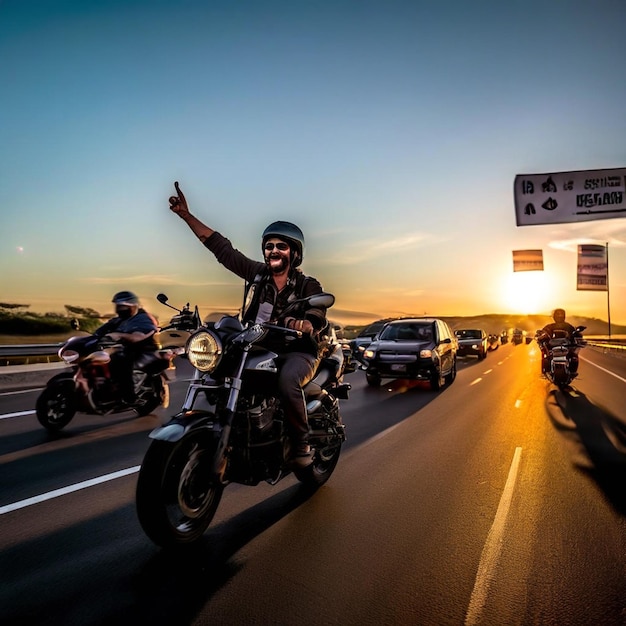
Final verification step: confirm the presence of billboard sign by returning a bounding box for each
[512,249,544,272]
[514,167,626,226]
[577,244,607,291]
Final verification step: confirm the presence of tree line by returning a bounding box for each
[0,303,105,335]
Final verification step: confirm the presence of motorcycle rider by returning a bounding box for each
[538,308,580,377]
[94,291,159,404]
[168,181,327,468]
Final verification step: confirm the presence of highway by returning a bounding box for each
[1,342,625,625]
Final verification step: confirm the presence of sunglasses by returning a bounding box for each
[264,242,290,251]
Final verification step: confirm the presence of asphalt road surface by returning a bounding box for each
[1,343,625,625]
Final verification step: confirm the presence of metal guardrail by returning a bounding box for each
[0,338,625,365]
[586,340,626,355]
[0,343,63,365]
[0,343,62,356]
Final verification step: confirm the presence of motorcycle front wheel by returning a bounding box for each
[136,433,223,547]
[35,385,76,431]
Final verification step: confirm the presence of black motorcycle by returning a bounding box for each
[135,292,352,547]
[35,295,200,431]
[536,325,586,389]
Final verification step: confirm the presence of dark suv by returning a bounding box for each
[361,318,457,390]
[454,328,488,359]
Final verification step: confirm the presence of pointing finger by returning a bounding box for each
[174,181,186,203]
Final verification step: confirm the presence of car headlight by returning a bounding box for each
[419,349,433,358]
[187,330,222,372]
[363,348,375,359]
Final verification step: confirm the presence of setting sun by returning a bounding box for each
[500,271,555,315]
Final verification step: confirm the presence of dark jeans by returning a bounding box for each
[109,351,135,401]
[277,351,319,443]
[109,350,160,402]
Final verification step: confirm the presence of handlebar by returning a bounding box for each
[98,337,124,349]
[262,322,304,339]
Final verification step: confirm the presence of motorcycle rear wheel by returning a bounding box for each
[136,433,223,547]
[134,377,166,417]
[553,366,569,388]
[35,386,76,431]
[294,440,342,487]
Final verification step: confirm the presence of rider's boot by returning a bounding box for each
[287,438,314,469]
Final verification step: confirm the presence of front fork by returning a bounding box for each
[181,350,250,484]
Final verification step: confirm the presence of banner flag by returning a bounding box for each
[513,249,544,272]
[514,167,626,226]
[577,244,607,291]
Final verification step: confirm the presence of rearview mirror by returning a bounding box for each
[307,293,335,309]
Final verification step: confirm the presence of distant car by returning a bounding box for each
[511,329,523,345]
[361,318,457,390]
[350,318,395,364]
[454,328,488,359]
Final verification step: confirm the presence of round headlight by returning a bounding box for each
[187,331,222,372]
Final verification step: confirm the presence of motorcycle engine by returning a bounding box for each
[247,397,276,432]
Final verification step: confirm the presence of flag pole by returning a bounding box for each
[606,242,611,340]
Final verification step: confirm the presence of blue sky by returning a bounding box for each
[1,0,626,325]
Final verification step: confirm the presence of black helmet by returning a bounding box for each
[261,221,305,268]
[112,291,139,305]
[552,308,566,321]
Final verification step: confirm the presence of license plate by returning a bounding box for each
[391,364,406,372]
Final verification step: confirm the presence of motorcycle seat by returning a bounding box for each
[548,338,570,347]
[304,356,341,397]
[134,351,170,375]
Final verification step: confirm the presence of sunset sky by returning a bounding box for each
[2,0,626,326]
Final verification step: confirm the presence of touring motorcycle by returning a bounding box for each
[536,325,586,389]
[135,292,353,547]
[35,295,200,431]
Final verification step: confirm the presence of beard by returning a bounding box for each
[265,254,289,274]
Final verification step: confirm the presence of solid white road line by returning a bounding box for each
[0,388,42,397]
[465,446,523,626]
[580,355,626,384]
[0,410,35,420]
[0,466,140,515]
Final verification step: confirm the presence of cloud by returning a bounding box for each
[84,274,237,287]
[548,220,626,252]
[321,231,437,265]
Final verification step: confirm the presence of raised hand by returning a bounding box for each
[168,181,189,217]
